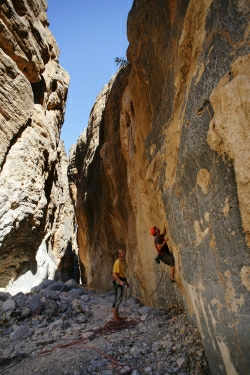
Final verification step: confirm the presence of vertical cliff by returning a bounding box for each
[0,0,76,293]
[68,69,135,290]
[69,0,250,374]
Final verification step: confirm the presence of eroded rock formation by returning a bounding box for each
[0,0,76,293]
[69,0,250,374]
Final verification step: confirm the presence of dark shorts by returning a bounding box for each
[158,253,175,267]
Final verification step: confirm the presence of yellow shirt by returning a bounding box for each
[113,259,126,278]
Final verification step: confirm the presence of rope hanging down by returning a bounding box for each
[127,262,166,301]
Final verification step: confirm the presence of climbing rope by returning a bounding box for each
[93,318,138,335]
[127,262,167,301]
[37,319,140,373]
[120,262,167,318]
[36,262,170,373]
[84,345,132,375]
[37,319,139,356]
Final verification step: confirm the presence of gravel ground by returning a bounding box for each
[0,283,211,375]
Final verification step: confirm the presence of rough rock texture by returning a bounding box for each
[0,288,210,375]
[69,0,250,374]
[0,0,77,293]
[69,70,139,290]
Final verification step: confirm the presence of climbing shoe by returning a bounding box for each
[155,257,160,264]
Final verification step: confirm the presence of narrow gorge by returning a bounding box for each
[0,1,250,375]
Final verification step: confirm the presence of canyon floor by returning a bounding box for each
[0,283,211,375]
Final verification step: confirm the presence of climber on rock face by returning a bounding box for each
[150,225,175,282]
[112,249,129,320]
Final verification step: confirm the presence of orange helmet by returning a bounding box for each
[150,226,156,236]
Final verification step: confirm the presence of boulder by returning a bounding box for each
[29,295,43,316]
[1,299,16,312]
[9,324,32,341]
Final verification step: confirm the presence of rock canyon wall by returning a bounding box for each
[69,0,250,374]
[0,0,76,293]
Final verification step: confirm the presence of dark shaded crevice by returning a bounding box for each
[80,261,87,285]
[40,157,58,236]
[0,118,32,172]
[42,149,49,173]
[0,1,14,19]
[11,0,27,16]
[51,79,57,92]
[31,76,46,104]
[49,203,57,230]
[57,243,80,283]
[44,162,56,207]
[15,258,37,280]
[124,110,131,128]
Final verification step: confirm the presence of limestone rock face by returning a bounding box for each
[69,0,250,374]
[68,70,134,289]
[0,0,76,293]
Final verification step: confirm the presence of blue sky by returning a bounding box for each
[47,0,133,154]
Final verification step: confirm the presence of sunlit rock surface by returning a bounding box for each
[69,0,250,374]
[0,0,76,293]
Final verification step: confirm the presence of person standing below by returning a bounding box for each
[112,249,129,320]
[150,225,175,282]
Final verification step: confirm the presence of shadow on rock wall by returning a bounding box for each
[57,242,80,284]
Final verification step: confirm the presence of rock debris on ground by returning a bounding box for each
[0,280,211,375]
